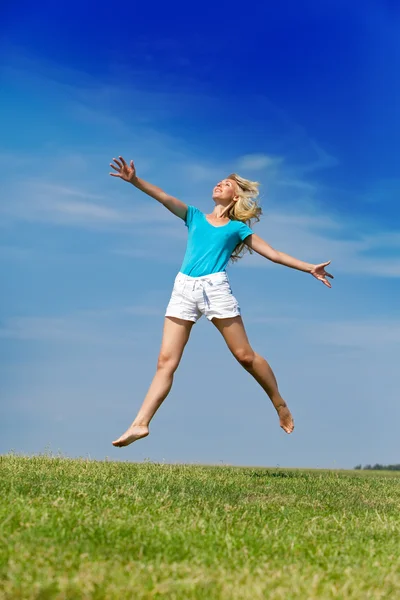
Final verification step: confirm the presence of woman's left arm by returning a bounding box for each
[245,233,334,288]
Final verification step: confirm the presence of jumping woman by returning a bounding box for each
[109,156,333,447]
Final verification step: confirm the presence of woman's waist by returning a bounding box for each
[175,270,229,284]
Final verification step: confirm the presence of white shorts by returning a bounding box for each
[165,271,241,323]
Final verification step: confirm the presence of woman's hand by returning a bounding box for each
[109,156,137,183]
[108,156,188,219]
[310,261,334,288]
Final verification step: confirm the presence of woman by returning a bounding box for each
[109,156,333,447]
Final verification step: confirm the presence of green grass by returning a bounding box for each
[1,455,400,599]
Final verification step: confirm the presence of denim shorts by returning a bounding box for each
[165,271,241,323]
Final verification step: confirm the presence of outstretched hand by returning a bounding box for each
[109,156,137,183]
[310,261,334,288]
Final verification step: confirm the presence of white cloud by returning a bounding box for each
[350,258,400,278]
[0,316,101,343]
[3,161,400,279]
[112,243,183,262]
[37,183,105,201]
[233,302,400,349]
[0,304,163,344]
[274,178,317,192]
[309,319,400,348]
[295,139,339,174]
[1,179,181,230]
[51,200,128,222]
[363,231,400,249]
[2,48,399,469]
[1,52,399,281]
[240,204,400,279]
[3,305,400,357]
[262,212,341,231]
[236,154,283,171]
[361,178,400,207]
[67,101,129,132]
[182,164,224,183]
[2,192,131,228]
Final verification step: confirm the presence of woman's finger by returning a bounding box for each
[110,163,119,172]
[119,156,127,166]
[109,172,121,177]
[326,272,334,279]
[312,272,332,287]
[113,158,122,168]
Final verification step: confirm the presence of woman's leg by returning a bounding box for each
[112,316,194,447]
[212,316,294,433]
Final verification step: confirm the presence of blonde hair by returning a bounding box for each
[226,173,262,262]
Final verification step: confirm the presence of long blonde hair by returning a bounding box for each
[226,173,262,262]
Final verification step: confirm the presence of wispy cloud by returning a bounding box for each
[0,316,102,343]
[112,244,184,262]
[3,162,400,279]
[239,203,400,278]
[239,304,400,349]
[360,178,400,207]
[236,154,283,172]
[1,52,399,281]
[298,140,339,173]
[36,183,105,201]
[3,305,399,356]
[1,179,180,230]
[181,163,226,183]
[0,304,163,344]
[309,319,400,348]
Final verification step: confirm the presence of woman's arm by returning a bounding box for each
[110,156,187,220]
[245,233,334,287]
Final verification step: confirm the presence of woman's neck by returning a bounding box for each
[210,201,234,219]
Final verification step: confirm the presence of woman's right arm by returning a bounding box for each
[110,156,187,220]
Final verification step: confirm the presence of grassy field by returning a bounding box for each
[1,455,400,599]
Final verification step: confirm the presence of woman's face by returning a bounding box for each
[212,178,238,203]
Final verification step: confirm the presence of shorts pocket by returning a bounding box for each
[173,274,185,293]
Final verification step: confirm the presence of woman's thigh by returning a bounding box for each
[157,316,195,367]
[211,316,252,355]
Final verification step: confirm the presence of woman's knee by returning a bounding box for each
[157,351,180,373]
[232,347,255,369]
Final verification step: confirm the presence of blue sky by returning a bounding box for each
[1,0,399,468]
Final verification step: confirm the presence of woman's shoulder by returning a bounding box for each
[187,204,202,214]
[184,205,203,227]
[231,219,254,240]
[231,218,252,230]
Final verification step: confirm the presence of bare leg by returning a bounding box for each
[112,317,194,447]
[212,316,294,434]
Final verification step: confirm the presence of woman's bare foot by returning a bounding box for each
[112,424,149,447]
[277,406,294,434]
